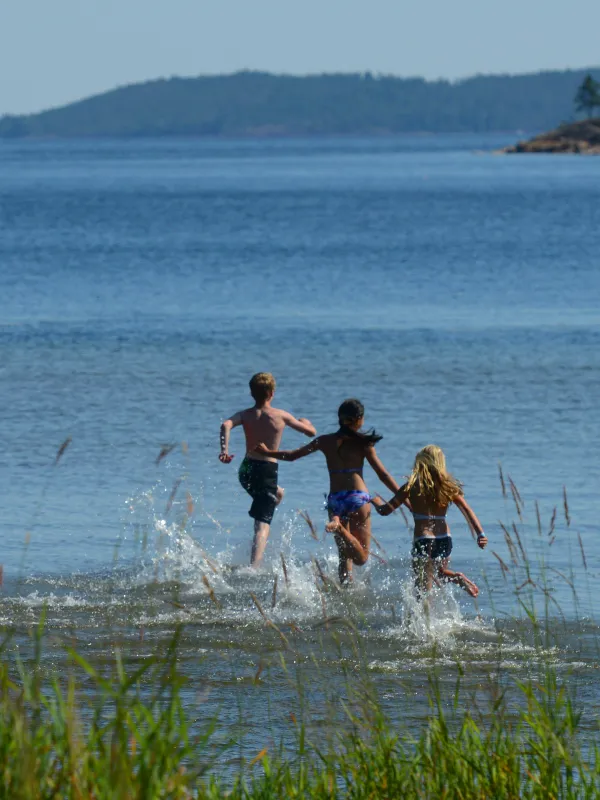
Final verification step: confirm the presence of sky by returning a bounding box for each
[1,0,600,115]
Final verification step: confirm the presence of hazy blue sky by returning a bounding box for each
[1,0,599,115]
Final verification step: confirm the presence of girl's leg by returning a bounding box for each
[326,505,371,566]
[335,537,354,584]
[326,514,354,583]
[412,556,436,597]
[436,559,479,597]
[412,556,426,596]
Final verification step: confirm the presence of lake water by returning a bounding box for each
[1,135,599,750]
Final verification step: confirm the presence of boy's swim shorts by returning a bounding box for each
[238,457,279,524]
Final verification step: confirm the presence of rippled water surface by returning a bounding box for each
[1,135,599,741]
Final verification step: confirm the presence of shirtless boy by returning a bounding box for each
[219,373,316,566]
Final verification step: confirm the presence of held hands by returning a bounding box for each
[253,442,271,456]
[476,533,488,549]
[219,453,235,464]
[371,495,392,516]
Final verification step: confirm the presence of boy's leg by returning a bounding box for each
[240,458,279,567]
[251,521,271,567]
[250,486,283,566]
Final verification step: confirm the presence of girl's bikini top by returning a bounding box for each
[412,512,447,521]
[329,467,363,475]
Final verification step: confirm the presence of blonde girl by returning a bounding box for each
[372,445,487,597]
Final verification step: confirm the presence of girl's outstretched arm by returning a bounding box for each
[364,446,401,493]
[254,438,321,462]
[372,483,410,516]
[454,495,488,549]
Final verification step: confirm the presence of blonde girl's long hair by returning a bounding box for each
[406,445,463,506]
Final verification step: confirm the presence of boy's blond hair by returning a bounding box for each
[249,372,276,404]
[406,445,463,506]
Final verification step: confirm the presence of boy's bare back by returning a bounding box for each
[240,406,292,460]
[219,372,315,466]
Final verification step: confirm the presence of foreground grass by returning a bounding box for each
[3,452,599,797]
[1,620,599,800]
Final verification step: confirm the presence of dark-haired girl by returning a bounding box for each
[254,399,400,583]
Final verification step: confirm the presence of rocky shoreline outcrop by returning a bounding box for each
[504,118,600,153]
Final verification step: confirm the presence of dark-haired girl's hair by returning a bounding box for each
[336,398,382,447]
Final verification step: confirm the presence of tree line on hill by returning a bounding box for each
[1,68,599,138]
[575,74,600,117]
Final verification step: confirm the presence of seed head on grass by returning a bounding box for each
[165,477,182,515]
[508,475,523,519]
[202,576,222,609]
[563,486,571,528]
[577,532,587,570]
[54,436,72,466]
[535,500,543,538]
[492,551,510,581]
[250,593,291,650]
[498,463,507,499]
[155,443,177,466]
[548,506,557,537]
[298,509,319,540]
[280,553,290,587]
[500,522,519,565]
[511,522,528,563]
[186,491,194,518]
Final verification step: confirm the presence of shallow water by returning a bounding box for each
[1,135,599,746]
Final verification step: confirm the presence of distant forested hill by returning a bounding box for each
[1,69,599,138]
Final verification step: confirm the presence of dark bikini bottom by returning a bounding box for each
[411,535,453,561]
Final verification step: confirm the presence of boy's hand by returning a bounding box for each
[476,534,488,549]
[253,443,270,456]
[219,453,235,464]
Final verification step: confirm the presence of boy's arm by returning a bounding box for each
[219,412,243,464]
[454,495,487,549]
[372,484,410,516]
[282,412,317,437]
[254,438,321,462]
[365,446,401,494]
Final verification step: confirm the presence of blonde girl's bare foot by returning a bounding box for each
[326,516,342,533]
[275,486,285,506]
[460,574,479,598]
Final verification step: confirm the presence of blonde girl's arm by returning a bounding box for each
[364,446,401,494]
[372,484,410,517]
[454,495,488,549]
[253,438,321,462]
